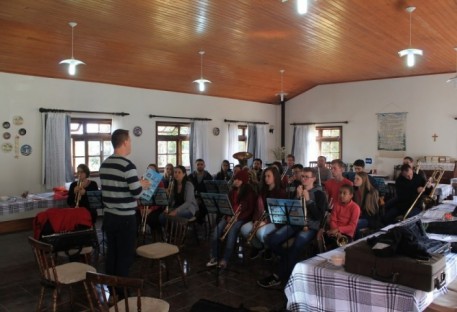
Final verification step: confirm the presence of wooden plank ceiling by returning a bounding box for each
[1,0,457,104]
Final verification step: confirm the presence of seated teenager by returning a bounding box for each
[257,167,328,288]
[325,185,360,250]
[344,159,379,191]
[215,159,233,181]
[206,169,256,269]
[67,164,99,224]
[240,166,287,260]
[353,172,381,238]
[312,156,332,188]
[324,159,353,205]
[383,164,430,225]
[286,164,304,199]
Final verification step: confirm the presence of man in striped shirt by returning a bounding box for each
[100,129,150,278]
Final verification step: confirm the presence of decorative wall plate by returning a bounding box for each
[20,144,32,156]
[2,143,13,152]
[3,132,11,140]
[212,127,220,136]
[133,126,142,137]
[18,128,26,136]
[2,122,10,129]
[13,116,24,125]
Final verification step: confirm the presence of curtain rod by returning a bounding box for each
[290,121,349,126]
[149,114,211,121]
[224,118,268,125]
[39,108,129,116]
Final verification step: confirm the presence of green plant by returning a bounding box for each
[272,146,286,160]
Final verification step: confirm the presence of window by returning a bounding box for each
[70,118,112,174]
[156,122,190,169]
[316,126,342,161]
[238,125,247,152]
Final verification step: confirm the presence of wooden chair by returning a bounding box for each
[85,272,169,312]
[424,289,457,312]
[28,236,96,312]
[136,215,188,298]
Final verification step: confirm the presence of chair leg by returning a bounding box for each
[176,254,187,287]
[36,286,45,312]
[84,281,95,312]
[192,222,200,245]
[158,259,163,298]
[52,288,58,312]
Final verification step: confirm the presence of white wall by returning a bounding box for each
[285,73,457,177]
[0,73,280,196]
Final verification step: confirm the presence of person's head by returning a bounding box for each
[220,160,230,172]
[174,165,188,183]
[354,171,369,188]
[147,164,159,172]
[301,167,316,189]
[262,166,281,190]
[401,163,414,180]
[165,163,174,176]
[247,169,259,185]
[339,185,354,204]
[233,164,242,176]
[403,156,414,166]
[317,156,327,168]
[111,129,131,155]
[286,154,295,167]
[272,161,284,175]
[331,159,345,178]
[195,159,205,172]
[233,168,249,188]
[252,158,262,170]
[353,159,365,173]
[292,164,304,181]
[77,164,90,179]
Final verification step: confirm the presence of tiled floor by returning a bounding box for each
[0,221,288,311]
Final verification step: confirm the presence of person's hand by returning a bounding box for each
[168,210,177,217]
[327,228,339,236]
[140,179,151,189]
[296,185,304,198]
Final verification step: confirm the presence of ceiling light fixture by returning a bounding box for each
[297,0,308,15]
[398,6,423,68]
[447,47,457,86]
[275,69,288,102]
[59,22,85,76]
[193,50,211,92]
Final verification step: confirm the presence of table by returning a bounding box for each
[433,184,453,203]
[285,249,457,312]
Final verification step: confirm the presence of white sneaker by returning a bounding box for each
[206,258,217,267]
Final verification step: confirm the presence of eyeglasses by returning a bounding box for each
[301,176,314,179]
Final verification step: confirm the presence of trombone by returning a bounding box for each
[220,209,241,241]
[402,171,438,220]
[422,167,445,209]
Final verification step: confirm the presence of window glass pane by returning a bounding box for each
[158,126,178,136]
[71,123,83,134]
[103,141,113,156]
[180,126,190,135]
[182,141,189,153]
[74,157,85,170]
[74,141,85,157]
[158,155,168,168]
[99,124,111,133]
[158,141,168,154]
[181,153,190,167]
[86,123,99,133]
[88,141,101,156]
[238,128,243,136]
[88,157,100,173]
[168,155,177,166]
[167,141,176,153]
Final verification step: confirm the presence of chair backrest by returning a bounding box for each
[164,215,189,246]
[28,236,58,284]
[85,272,143,312]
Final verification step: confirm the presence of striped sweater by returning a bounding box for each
[99,154,142,216]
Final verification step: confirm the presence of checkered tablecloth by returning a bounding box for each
[0,197,68,215]
[285,253,457,312]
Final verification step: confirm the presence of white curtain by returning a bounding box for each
[190,120,209,171]
[42,112,73,189]
[292,125,317,167]
[227,123,239,164]
[255,124,269,164]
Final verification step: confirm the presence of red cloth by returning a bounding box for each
[33,207,93,239]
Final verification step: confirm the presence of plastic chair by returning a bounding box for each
[136,215,188,298]
[85,272,169,312]
[28,236,96,312]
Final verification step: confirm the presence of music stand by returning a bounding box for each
[200,192,236,285]
[204,180,230,194]
[86,190,105,255]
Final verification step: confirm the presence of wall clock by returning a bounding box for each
[133,126,143,137]
[212,127,220,136]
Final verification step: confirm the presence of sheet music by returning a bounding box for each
[266,198,304,226]
[421,203,455,221]
[140,169,163,201]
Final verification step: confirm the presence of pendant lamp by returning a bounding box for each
[193,51,211,92]
[59,22,85,76]
[275,69,288,102]
[398,6,423,68]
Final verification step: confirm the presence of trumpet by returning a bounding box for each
[336,232,348,247]
[220,209,241,241]
[247,211,267,244]
[75,175,83,208]
[166,176,174,197]
[301,188,309,230]
[139,201,150,235]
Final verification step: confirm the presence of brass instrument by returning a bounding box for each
[336,232,348,247]
[402,177,433,220]
[220,209,241,241]
[247,211,267,244]
[422,167,445,209]
[139,202,150,236]
[301,188,309,230]
[75,175,83,208]
[415,160,421,174]
[232,151,253,168]
[316,211,329,253]
[166,176,174,197]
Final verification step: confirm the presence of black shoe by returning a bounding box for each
[257,274,281,288]
[263,249,272,261]
[249,248,261,260]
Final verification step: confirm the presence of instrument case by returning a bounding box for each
[345,240,446,292]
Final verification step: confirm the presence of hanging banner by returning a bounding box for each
[377,112,407,151]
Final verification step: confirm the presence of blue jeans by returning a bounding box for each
[355,218,369,239]
[210,218,244,264]
[103,212,137,278]
[158,209,194,224]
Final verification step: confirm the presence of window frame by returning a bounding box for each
[156,122,191,170]
[315,126,343,161]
